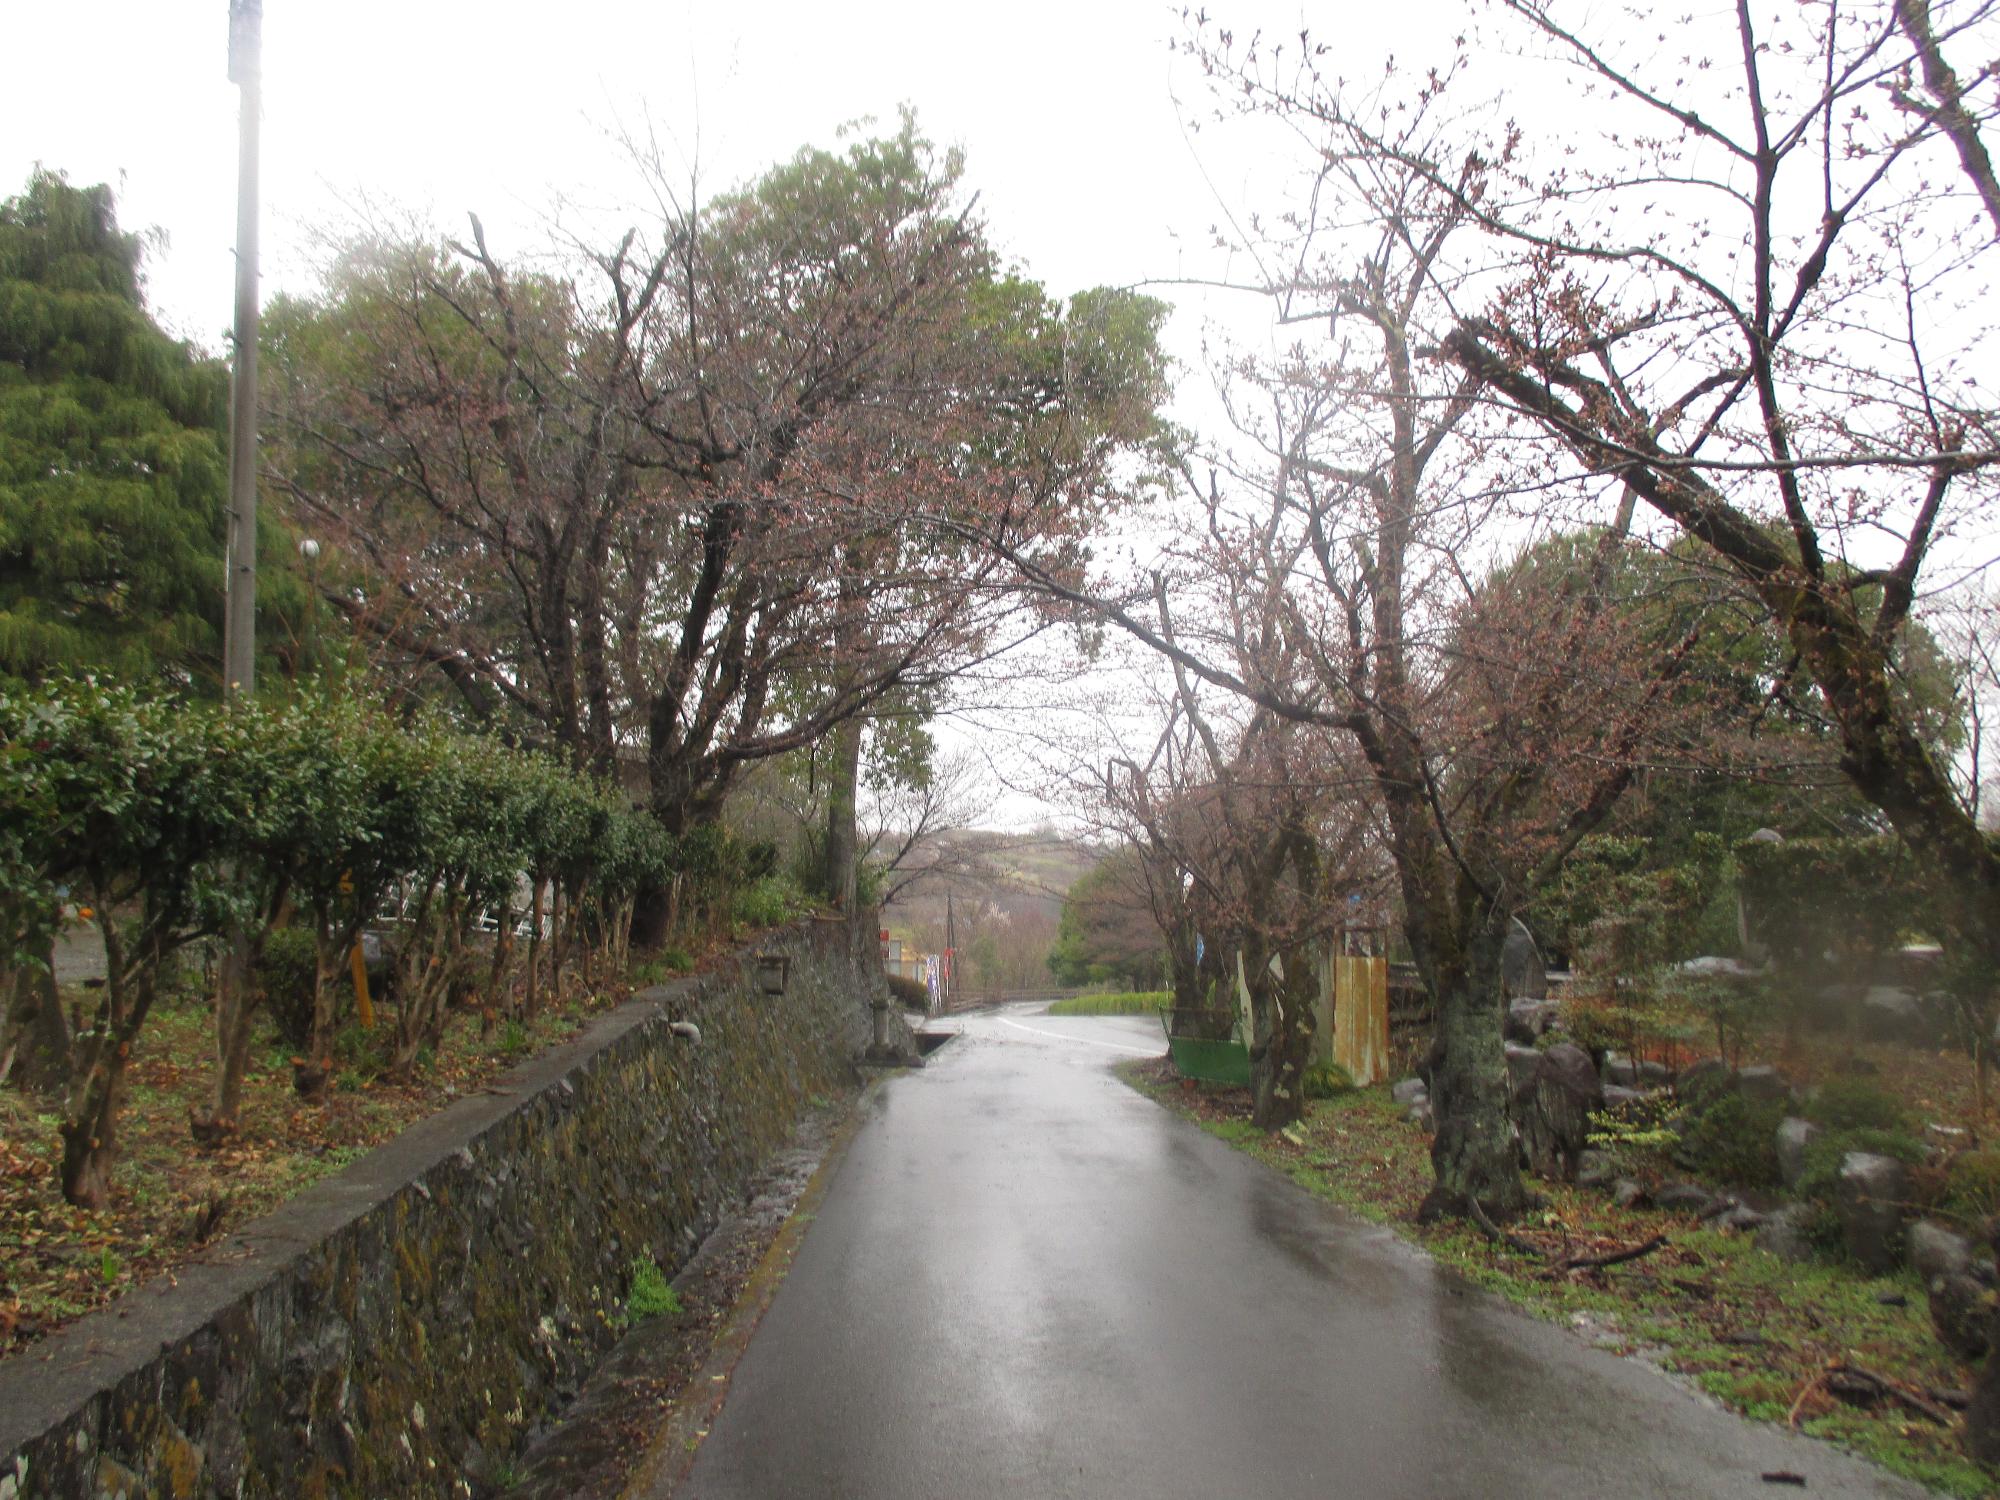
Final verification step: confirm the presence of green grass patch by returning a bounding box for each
[625,1255,682,1322]
[1116,1057,1992,1499]
[1046,991,1168,1017]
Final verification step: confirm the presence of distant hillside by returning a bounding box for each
[878,829,1101,933]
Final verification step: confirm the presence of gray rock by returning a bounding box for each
[1390,1077,1429,1107]
[1909,1219,1974,1285]
[1505,998,1562,1045]
[1405,1101,1435,1132]
[1602,1052,1637,1087]
[1677,1057,1735,1108]
[1504,1044,1542,1097]
[1756,1203,1816,1263]
[1635,1060,1674,1087]
[1928,1269,1995,1361]
[1576,1149,1617,1190]
[1836,1152,1911,1275]
[1775,1117,1822,1191]
[1676,955,1762,982]
[1503,918,1548,1001]
[1518,1043,1604,1182]
[1656,1181,1719,1217]
[1736,1064,1791,1103]
[1860,984,1929,1042]
[1718,1204,1768,1233]
[1612,1178,1650,1210]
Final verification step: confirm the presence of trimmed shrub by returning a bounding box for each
[1046,991,1168,1017]
[1804,1076,1911,1134]
[1677,1092,1788,1186]
[888,973,929,1011]
[257,925,320,1051]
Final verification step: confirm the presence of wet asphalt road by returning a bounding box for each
[675,1005,1930,1500]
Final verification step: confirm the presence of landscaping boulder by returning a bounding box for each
[1576,1149,1617,1190]
[1612,1178,1650,1210]
[1504,1044,1543,1097]
[1966,1223,2000,1467]
[1602,1053,1637,1088]
[1405,1100,1435,1132]
[1858,984,1924,1043]
[1909,1219,1975,1286]
[1775,1117,1821,1191]
[1516,1043,1603,1182]
[1717,1204,1768,1234]
[1503,917,1548,1001]
[1390,1077,1429,1108]
[1676,955,1761,982]
[1505,998,1561,1045]
[1836,1152,1910,1275]
[1927,1269,1994,1361]
[1735,1064,1791,1104]
[1656,1181,1720,1217]
[1635,1059,1673,1087]
[1755,1203,1815,1263]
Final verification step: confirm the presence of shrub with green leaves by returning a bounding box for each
[1804,1076,1911,1135]
[256,925,320,1052]
[1940,1147,2000,1230]
[734,874,808,929]
[1677,1092,1787,1186]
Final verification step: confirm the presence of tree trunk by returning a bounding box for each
[1419,916,1531,1224]
[1248,943,1316,1130]
[525,878,546,1021]
[1,942,70,1095]
[202,958,255,1133]
[196,936,263,1136]
[823,716,864,913]
[59,1054,124,1211]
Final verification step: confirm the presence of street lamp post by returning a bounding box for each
[222,0,262,700]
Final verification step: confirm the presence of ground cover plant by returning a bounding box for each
[1121,1056,1996,1499]
[1045,991,1168,1017]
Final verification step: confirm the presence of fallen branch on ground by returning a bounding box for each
[1467,1194,1542,1257]
[1829,1363,1958,1426]
[1555,1233,1667,1274]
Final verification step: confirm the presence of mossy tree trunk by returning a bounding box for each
[1418,911,1528,1223]
[823,715,864,915]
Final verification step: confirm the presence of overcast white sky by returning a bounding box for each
[1,0,1429,372]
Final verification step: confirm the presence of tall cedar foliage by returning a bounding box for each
[0,171,229,684]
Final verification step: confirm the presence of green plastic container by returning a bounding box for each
[1166,1034,1252,1086]
[1159,1008,1251,1085]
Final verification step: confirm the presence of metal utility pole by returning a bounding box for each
[944,890,957,1013]
[222,0,263,699]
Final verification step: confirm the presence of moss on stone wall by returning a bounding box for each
[0,920,882,1499]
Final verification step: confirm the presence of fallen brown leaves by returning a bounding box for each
[0,981,632,1361]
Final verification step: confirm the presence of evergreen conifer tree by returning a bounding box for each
[0,170,229,684]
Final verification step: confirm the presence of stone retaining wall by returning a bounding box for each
[0,918,888,1499]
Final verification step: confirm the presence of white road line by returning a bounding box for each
[997,1017,1160,1055]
